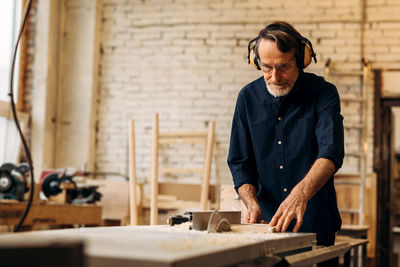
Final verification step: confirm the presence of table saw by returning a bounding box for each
[0,223,352,266]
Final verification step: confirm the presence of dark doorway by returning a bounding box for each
[374,69,400,267]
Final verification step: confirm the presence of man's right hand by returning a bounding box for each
[243,204,263,223]
[238,184,264,223]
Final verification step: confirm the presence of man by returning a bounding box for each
[227,21,344,254]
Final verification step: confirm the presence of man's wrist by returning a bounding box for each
[238,183,259,209]
[292,182,311,202]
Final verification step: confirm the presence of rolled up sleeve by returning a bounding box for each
[227,93,260,191]
[315,83,345,172]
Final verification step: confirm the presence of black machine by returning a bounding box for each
[0,163,30,201]
[41,171,102,204]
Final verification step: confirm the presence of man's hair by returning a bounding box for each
[254,21,301,62]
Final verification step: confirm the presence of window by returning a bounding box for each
[0,1,21,101]
[0,1,23,164]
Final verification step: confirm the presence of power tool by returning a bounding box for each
[41,170,102,204]
[0,162,30,201]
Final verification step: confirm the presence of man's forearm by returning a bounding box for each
[237,183,263,223]
[237,183,259,208]
[293,157,336,201]
[269,157,336,232]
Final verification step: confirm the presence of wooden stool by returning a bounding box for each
[337,224,369,267]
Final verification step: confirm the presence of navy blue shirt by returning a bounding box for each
[227,71,344,242]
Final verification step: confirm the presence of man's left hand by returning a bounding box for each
[269,188,307,233]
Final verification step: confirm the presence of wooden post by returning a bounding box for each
[128,120,138,226]
[200,121,215,210]
[150,113,159,225]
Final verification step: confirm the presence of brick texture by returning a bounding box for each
[20,0,400,184]
[91,0,400,184]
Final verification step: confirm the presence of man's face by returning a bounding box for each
[257,39,299,97]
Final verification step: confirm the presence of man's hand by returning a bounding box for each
[269,187,307,232]
[269,158,336,233]
[238,184,264,223]
[243,204,263,223]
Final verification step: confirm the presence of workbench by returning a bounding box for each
[0,200,102,228]
[0,225,352,266]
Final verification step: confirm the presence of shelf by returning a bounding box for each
[345,151,363,157]
[344,123,363,129]
[335,179,361,185]
[326,71,364,77]
[335,174,361,179]
[340,95,365,102]
[339,208,361,214]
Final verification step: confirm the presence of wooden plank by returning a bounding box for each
[364,172,377,258]
[230,224,276,233]
[144,194,178,202]
[201,121,215,210]
[142,199,207,210]
[159,131,208,138]
[160,167,203,174]
[84,179,131,222]
[86,0,103,176]
[0,100,29,124]
[336,236,369,248]
[150,113,159,225]
[340,224,369,232]
[158,183,216,203]
[128,120,138,225]
[284,242,350,266]
[0,201,102,225]
[159,137,205,144]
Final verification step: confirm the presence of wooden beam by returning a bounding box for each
[283,242,351,266]
[128,120,138,226]
[200,121,215,210]
[150,113,159,225]
[0,201,102,226]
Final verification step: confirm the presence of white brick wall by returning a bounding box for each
[90,0,400,183]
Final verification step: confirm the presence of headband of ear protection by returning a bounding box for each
[247,23,317,70]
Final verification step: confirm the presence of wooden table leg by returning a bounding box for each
[344,250,351,267]
[362,244,367,267]
[354,247,359,267]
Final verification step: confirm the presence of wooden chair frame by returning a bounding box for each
[128,114,215,225]
[149,113,215,225]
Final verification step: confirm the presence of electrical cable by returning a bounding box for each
[9,0,33,232]
[8,1,127,231]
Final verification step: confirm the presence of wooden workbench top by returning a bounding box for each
[0,225,316,267]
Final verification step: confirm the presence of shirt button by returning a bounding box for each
[277,117,281,121]
[278,141,282,144]
[280,165,284,169]
[283,188,287,192]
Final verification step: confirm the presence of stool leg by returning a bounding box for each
[344,250,351,267]
[362,244,367,267]
[354,247,359,267]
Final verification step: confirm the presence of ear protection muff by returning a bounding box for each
[247,24,317,70]
[248,37,261,70]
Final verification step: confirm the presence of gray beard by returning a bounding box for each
[266,84,292,97]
